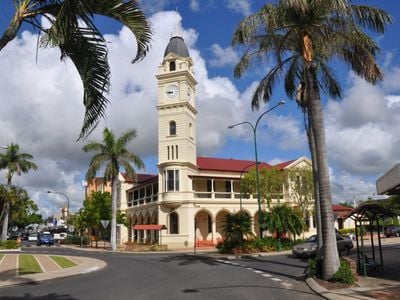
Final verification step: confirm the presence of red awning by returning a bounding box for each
[132,224,167,230]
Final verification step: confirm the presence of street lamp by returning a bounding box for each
[47,190,70,229]
[239,162,259,211]
[228,100,285,237]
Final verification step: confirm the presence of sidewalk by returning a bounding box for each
[305,237,400,300]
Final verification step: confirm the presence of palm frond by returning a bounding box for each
[84,0,152,63]
[352,5,393,34]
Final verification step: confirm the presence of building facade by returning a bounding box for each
[118,32,317,249]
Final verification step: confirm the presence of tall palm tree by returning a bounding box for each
[232,0,392,279]
[82,128,144,251]
[0,143,38,240]
[0,0,152,139]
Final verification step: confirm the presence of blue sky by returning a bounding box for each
[0,0,399,217]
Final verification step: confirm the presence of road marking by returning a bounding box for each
[271,278,282,282]
[261,273,272,277]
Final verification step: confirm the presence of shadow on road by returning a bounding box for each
[0,294,79,300]
[158,254,220,266]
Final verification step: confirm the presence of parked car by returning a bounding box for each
[384,226,400,237]
[37,233,55,246]
[28,233,38,242]
[292,234,354,258]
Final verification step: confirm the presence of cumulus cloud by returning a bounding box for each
[208,44,239,67]
[225,0,252,16]
[0,9,301,217]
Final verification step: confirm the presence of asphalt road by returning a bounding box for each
[0,245,323,300]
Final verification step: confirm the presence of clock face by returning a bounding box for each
[166,85,179,99]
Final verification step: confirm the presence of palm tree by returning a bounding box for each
[232,0,392,279]
[261,205,306,240]
[82,128,144,251]
[223,211,254,252]
[0,0,152,139]
[0,143,38,240]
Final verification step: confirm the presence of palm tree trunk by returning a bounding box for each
[111,178,117,251]
[305,64,340,280]
[307,118,323,250]
[0,203,10,241]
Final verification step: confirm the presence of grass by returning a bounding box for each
[50,256,77,268]
[19,254,42,275]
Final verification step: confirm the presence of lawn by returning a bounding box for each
[19,254,42,275]
[50,256,77,268]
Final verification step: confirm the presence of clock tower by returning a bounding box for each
[156,30,198,194]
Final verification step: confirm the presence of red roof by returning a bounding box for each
[332,204,353,212]
[273,159,296,170]
[132,224,166,230]
[197,157,271,172]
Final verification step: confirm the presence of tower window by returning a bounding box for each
[166,170,180,191]
[176,145,178,159]
[169,121,176,135]
[170,61,176,71]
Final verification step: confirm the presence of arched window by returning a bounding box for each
[170,61,176,71]
[169,121,176,135]
[170,212,179,234]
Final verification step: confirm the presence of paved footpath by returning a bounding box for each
[0,253,106,288]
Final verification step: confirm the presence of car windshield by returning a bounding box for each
[306,235,317,242]
[41,234,52,238]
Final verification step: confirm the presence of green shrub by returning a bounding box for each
[0,240,19,249]
[308,257,355,285]
[331,258,355,284]
[65,235,90,245]
[308,258,322,278]
[338,228,355,236]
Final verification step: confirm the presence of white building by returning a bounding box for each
[115,31,316,249]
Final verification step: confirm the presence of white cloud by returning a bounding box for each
[190,0,200,11]
[225,0,252,16]
[208,44,239,67]
[325,72,400,178]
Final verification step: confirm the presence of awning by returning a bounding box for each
[132,224,167,230]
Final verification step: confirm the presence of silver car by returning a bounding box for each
[292,234,353,258]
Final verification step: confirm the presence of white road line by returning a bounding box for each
[271,278,282,282]
[261,274,272,277]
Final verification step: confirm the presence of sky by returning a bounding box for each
[0,0,399,218]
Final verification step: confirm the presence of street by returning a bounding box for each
[0,246,322,300]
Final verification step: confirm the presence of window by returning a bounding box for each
[169,121,176,135]
[175,145,178,159]
[169,212,179,234]
[166,170,179,191]
[225,181,231,192]
[169,61,176,71]
[207,180,213,192]
[189,123,193,139]
[167,146,170,160]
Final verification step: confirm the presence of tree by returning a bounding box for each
[0,0,152,138]
[9,186,43,228]
[232,0,392,279]
[223,211,254,252]
[82,128,144,251]
[261,204,306,240]
[242,167,285,208]
[0,143,38,240]
[286,166,314,221]
[77,191,112,241]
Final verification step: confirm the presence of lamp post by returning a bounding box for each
[47,190,70,229]
[228,100,285,237]
[239,162,259,211]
